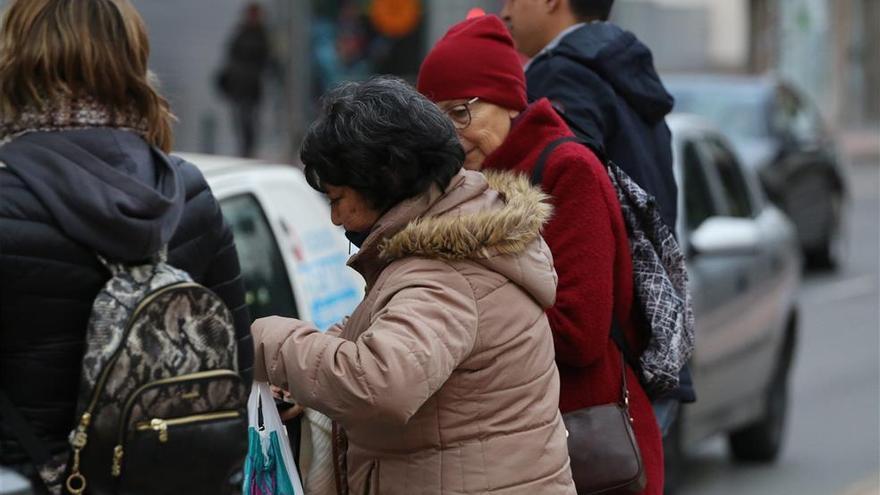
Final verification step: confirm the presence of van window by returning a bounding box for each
[220,194,298,319]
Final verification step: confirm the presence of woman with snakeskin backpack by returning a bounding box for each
[0,1,253,492]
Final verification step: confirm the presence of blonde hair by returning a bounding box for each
[0,0,174,152]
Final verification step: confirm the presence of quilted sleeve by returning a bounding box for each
[252,259,478,426]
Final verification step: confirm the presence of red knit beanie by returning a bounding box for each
[417,15,527,111]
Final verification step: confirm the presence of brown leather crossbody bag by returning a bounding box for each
[562,344,646,494]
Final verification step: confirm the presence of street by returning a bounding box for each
[679,159,880,495]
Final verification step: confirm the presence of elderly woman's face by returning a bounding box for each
[438,99,520,170]
[324,184,381,232]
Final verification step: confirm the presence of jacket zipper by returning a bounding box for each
[65,281,200,495]
[111,369,240,476]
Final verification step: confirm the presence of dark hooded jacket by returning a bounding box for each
[525,21,678,230]
[526,22,694,402]
[0,129,252,465]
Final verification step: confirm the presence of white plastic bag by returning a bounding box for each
[298,409,336,495]
[243,382,305,495]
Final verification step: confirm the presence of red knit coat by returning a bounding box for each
[482,98,664,494]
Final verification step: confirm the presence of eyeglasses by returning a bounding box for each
[444,97,480,130]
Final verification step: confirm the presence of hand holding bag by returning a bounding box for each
[244,382,305,495]
[562,348,646,494]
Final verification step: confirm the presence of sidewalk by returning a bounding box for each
[839,127,880,165]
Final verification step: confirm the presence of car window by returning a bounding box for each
[220,194,298,319]
[668,84,767,139]
[700,138,755,218]
[683,140,718,231]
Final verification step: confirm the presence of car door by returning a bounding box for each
[698,136,786,401]
[682,134,764,436]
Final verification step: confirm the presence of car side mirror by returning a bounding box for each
[689,216,760,257]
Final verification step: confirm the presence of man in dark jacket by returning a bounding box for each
[502,0,678,230]
[500,0,694,429]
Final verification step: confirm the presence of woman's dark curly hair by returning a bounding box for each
[301,76,465,212]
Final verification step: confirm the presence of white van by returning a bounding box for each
[180,153,363,330]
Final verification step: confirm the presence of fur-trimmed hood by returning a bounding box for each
[380,170,552,261]
[349,169,557,309]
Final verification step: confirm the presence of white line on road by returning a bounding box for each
[801,275,878,304]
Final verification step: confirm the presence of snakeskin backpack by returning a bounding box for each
[531,137,695,399]
[49,248,249,495]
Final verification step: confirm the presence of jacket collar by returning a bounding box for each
[381,170,550,261]
[347,169,480,287]
[482,98,573,174]
[523,22,586,72]
[347,168,552,289]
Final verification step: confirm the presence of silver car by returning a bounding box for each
[665,75,847,269]
[665,115,802,488]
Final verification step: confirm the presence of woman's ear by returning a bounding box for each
[508,109,521,120]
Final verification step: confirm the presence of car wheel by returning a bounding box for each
[727,331,794,462]
[806,191,846,270]
[663,411,684,495]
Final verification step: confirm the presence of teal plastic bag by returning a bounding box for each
[243,382,304,495]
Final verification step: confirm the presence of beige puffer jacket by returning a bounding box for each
[252,170,576,494]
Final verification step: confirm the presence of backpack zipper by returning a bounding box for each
[111,410,242,477]
[66,281,201,495]
[111,369,240,477]
[135,410,242,439]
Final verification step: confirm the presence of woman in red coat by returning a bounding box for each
[418,14,663,494]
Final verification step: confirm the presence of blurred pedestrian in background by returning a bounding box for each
[216,2,276,158]
[0,0,252,491]
[418,14,664,494]
[251,76,576,494]
[501,0,695,433]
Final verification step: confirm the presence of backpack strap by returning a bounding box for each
[530,137,644,379]
[96,245,169,275]
[530,136,584,186]
[0,389,51,466]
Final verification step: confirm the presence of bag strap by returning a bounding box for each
[611,318,642,409]
[611,319,642,375]
[0,390,51,466]
[530,136,584,186]
[531,136,642,404]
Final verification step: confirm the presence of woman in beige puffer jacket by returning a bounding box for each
[251,77,575,495]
